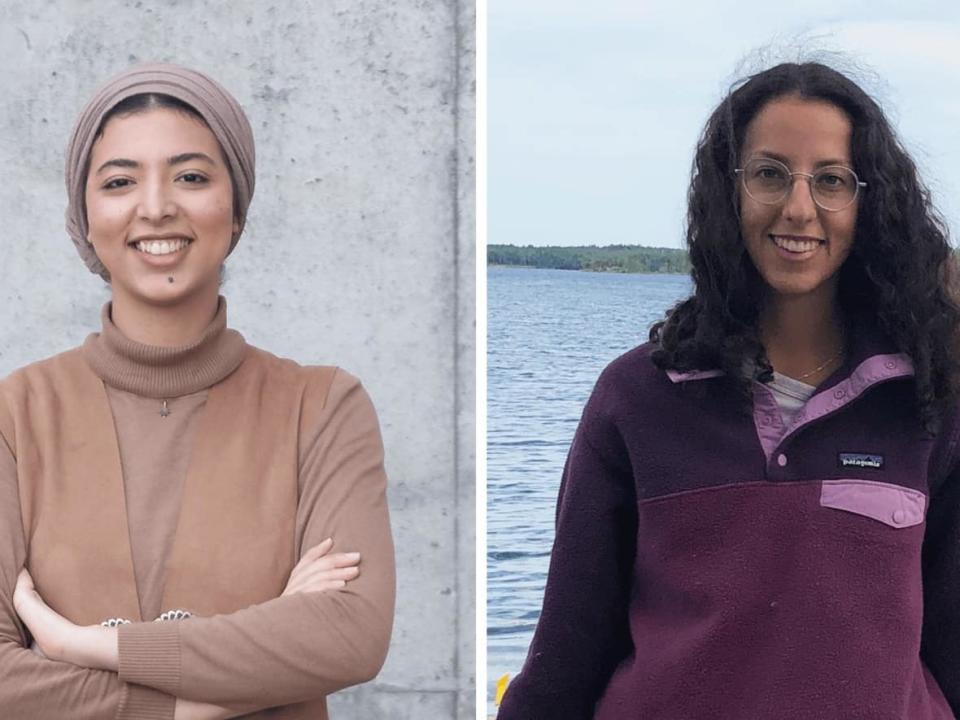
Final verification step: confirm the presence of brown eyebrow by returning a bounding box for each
[750,150,852,169]
[95,152,217,175]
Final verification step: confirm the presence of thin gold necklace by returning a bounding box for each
[795,348,845,380]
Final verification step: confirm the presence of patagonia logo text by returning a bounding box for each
[839,452,884,470]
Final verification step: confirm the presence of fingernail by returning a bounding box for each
[349,552,361,560]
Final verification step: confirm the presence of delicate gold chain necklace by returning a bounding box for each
[795,348,845,380]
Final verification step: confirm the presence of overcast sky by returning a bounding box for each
[489,1,960,248]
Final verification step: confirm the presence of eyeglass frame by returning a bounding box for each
[734,157,867,212]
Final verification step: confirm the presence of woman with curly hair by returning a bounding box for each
[0,64,394,719]
[498,61,960,719]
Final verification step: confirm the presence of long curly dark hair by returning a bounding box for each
[650,61,960,429]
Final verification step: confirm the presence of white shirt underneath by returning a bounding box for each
[768,370,817,427]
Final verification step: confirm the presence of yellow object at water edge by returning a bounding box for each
[495,673,510,705]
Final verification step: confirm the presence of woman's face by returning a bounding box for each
[85,107,237,309]
[738,95,857,303]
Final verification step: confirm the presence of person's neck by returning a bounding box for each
[760,288,845,384]
[110,290,220,348]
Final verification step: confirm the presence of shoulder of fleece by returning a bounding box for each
[590,342,667,408]
[597,342,660,384]
[577,341,655,427]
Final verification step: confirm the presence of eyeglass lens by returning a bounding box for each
[742,158,859,211]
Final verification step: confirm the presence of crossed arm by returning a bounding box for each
[0,369,395,720]
[12,540,361,720]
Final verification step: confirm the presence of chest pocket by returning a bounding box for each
[819,478,926,528]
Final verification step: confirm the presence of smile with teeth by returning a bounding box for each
[133,238,192,256]
[770,235,825,253]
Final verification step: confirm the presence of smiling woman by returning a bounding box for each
[86,100,237,341]
[497,61,960,720]
[0,64,395,720]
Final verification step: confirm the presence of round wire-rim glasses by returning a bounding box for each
[734,157,867,212]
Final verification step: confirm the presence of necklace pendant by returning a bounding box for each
[160,399,170,417]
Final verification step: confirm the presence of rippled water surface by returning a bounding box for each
[486,266,692,713]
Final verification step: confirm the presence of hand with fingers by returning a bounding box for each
[282,537,361,596]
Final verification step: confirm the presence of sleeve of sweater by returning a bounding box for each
[920,411,960,712]
[497,367,638,720]
[0,412,175,720]
[116,368,396,708]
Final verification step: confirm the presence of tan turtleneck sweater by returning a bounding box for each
[0,299,395,719]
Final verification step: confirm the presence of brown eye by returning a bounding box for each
[819,173,845,187]
[755,165,784,180]
[814,167,856,200]
[746,160,788,189]
[103,178,132,190]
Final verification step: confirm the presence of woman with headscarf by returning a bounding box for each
[0,63,395,719]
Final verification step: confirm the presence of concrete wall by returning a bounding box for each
[0,1,474,717]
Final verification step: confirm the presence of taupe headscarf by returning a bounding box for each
[65,63,256,280]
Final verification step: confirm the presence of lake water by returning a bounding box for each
[486,266,692,714]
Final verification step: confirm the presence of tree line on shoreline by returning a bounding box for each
[487,244,690,274]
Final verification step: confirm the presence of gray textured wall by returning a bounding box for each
[0,1,474,717]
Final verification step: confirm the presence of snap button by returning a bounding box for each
[833,389,846,400]
[777,453,787,467]
[892,509,906,525]
[762,415,772,426]
[885,360,897,370]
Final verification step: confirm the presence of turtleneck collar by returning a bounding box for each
[82,296,248,398]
